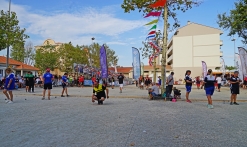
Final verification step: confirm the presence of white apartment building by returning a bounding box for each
[166,21,223,81]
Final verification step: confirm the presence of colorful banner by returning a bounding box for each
[145,19,159,25]
[141,62,144,75]
[144,11,162,18]
[100,45,108,78]
[149,25,157,30]
[202,61,207,78]
[235,53,243,81]
[132,47,141,80]
[220,57,226,77]
[150,0,167,8]
[238,47,247,78]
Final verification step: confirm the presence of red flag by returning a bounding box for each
[150,0,167,8]
[148,31,156,35]
[144,11,162,18]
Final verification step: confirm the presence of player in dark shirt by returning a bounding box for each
[229,71,242,105]
[204,69,216,109]
[117,73,124,93]
[184,70,193,103]
[92,81,109,105]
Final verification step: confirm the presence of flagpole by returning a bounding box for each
[6,0,11,72]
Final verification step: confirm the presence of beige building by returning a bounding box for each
[34,39,64,75]
[166,21,223,81]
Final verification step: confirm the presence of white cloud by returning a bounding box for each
[0,0,145,45]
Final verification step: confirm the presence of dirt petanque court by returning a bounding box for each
[1,85,247,147]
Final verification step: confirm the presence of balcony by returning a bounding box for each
[167,54,173,63]
[167,45,173,56]
[220,51,223,57]
[220,40,223,46]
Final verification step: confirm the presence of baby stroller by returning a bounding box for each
[173,88,181,99]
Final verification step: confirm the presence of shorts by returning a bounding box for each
[217,83,221,89]
[231,87,239,94]
[185,86,192,93]
[44,83,52,90]
[95,93,106,99]
[111,82,115,86]
[244,81,247,85]
[145,81,149,86]
[205,86,215,96]
[79,82,84,85]
[62,83,67,89]
[196,83,200,87]
[119,84,123,88]
[38,81,42,84]
[4,86,15,91]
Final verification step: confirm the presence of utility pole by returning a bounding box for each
[161,3,168,94]
[231,38,236,68]
[6,0,11,70]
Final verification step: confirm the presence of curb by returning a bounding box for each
[16,94,247,102]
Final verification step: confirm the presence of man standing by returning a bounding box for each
[79,75,84,88]
[42,68,53,100]
[92,81,109,105]
[117,73,124,93]
[216,75,222,92]
[229,71,241,105]
[28,72,35,93]
[166,72,174,98]
[61,73,69,97]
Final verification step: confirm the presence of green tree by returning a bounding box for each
[81,43,118,68]
[217,0,247,44]
[0,10,29,50]
[11,41,35,65]
[35,44,59,72]
[121,0,200,92]
[59,42,88,72]
[225,65,236,71]
[10,42,25,62]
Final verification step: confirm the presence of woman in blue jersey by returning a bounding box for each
[184,70,192,103]
[204,69,216,109]
[3,68,15,104]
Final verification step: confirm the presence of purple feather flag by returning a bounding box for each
[100,45,108,78]
[144,11,162,18]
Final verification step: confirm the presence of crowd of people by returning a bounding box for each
[135,69,245,109]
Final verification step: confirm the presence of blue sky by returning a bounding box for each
[0,0,244,67]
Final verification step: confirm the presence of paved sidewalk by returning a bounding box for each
[1,85,247,147]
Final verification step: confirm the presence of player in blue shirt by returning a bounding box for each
[184,70,193,103]
[61,73,69,97]
[3,68,15,104]
[204,69,216,109]
[42,68,53,100]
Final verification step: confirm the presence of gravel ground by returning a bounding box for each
[0,85,247,147]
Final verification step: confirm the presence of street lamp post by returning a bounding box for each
[6,0,11,70]
[231,39,236,68]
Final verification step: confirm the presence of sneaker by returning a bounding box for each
[186,99,192,103]
[210,105,214,109]
[207,104,210,108]
[61,95,65,97]
[230,102,233,105]
[8,101,13,104]
[5,99,10,103]
[234,102,239,105]
[66,95,69,97]
[42,97,45,100]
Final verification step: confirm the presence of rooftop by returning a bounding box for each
[0,56,40,71]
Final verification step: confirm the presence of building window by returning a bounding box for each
[0,69,3,75]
